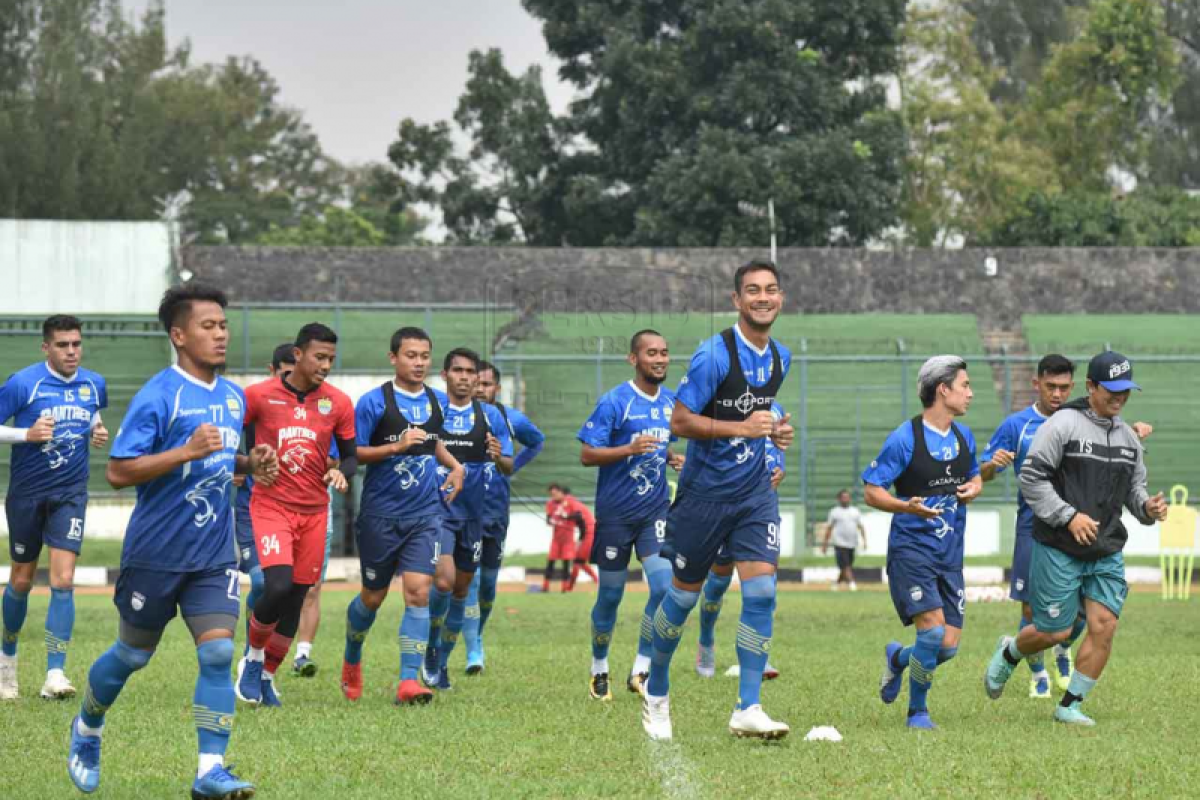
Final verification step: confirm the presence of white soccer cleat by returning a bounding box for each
[729,704,790,740]
[696,646,716,679]
[0,653,17,700]
[642,693,673,741]
[40,668,77,700]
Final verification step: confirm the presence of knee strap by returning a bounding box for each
[196,637,234,668]
[114,639,154,670]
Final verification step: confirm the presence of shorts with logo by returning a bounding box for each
[1030,540,1126,633]
[357,513,440,589]
[481,518,508,570]
[592,515,667,571]
[712,511,783,569]
[114,565,240,632]
[886,550,965,628]
[661,488,781,585]
[1009,533,1034,602]
[250,494,328,586]
[5,490,88,561]
[548,530,576,561]
[440,517,483,573]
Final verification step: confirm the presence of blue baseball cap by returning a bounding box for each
[1087,351,1141,392]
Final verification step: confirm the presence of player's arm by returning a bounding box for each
[434,440,465,503]
[323,436,358,493]
[670,402,774,441]
[485,406,515,476]
[863,483,940,519]
[511,413,545,473]
[108,423,224,490]
[580,437,659,467]
[0,380,51,444]
[979,420,1016,482]
[1125,445,1165,524]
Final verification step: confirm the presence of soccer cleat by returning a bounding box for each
[340,661,362,701]
[190,763,255,799]
[984,636,1017,700]
[234,658,262,705]
[696,646,717,679]
[906,711,937,730]
[0,653,17,700]
[434,666,453,691]
[259,675,282,707]
[762,661,780,680]
[1029,674,1052,699]
[466,638,485,676]
[880,642,905,704]
[1054,702,1095,727]
[627,671,648,696]
[642,693,672,741]
[422,644,440,687]
[729,704,790,740]
[67,717,102,794]
[396,678,434,706]
[1053,645,1074,693]
[291,655,318,678]
[589,672,612,701]
[41,668,77,700]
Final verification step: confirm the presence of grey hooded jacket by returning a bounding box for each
[1019,397,1153,560]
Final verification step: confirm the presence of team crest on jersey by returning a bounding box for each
[79,385,92,401]
[226,397,241,419]
[317,398,333,415]
[131,592,145,611]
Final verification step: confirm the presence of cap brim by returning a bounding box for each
[1099,379,1141,392]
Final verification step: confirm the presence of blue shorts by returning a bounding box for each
[5,490,88,562]
[660,489,781,585]
[114,565,241,632]
[1010,534,1034,603]
[440,517,483,574]
[887,553,965,628]
[235,507,258,574]
[481,519,507,570]
[592,514,668,571]
[357,513,440,589]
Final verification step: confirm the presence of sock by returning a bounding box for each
[647,584,700,698]
[80,641,152,729]
[591,657,609,676]
[698,571,733,649]
[590,571,626,663]
[2,584,29,657]
[892,645,913,671]
[1066,614,1087,646]
[462,571,482,656]
[1061,671,1098,708]
[427,587,451,650]
[937,646,958,665]
[735,575,776,710]
[1004,638,1025,666]
[542,564,552,592]
[246,615,275,661]
[437,596,466,669]
[242,567,263,656]
[344,595,377,666]
[296,641,312,661]
[263,632,293,677]
[1019,613,1044,672]
[399,606,430,681]
[908,625,944,714]
[639,556,671,661]
[478,568,500,634]
[194,638,235,776]
[45,587,75,672]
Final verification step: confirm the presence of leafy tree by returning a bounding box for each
[982,186,1200,246]
[254,206,385,247]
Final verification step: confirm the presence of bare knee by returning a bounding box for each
[360,588,388,612]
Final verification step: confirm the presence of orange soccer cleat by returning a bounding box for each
[395,679,434,706]
[341,660,363,701]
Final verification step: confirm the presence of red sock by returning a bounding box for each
[248,615,277,652]
[264,632,293,676]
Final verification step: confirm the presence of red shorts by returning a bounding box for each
[575,536,595,563]
[549,531,576,561]
[250,495,328,585]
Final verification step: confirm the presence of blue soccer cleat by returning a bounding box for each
[235,658,263,705]
[422,645,440,687]
[1054,702,1096,727]
[906,711,937,730]
[435,666,453,691]
[880,642,906,704]
[259,675,282,708]
[466,638,485,676]
[66,717,102,794]
[984,636,1017,700]
[191,763,255,799]
[1029,674,1052,699]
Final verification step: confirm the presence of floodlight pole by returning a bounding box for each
[768,198,777,265]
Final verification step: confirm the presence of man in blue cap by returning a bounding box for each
[983,351,1168,726]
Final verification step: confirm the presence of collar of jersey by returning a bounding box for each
[626,380,661,402]
[171,364,218,391]
[447,400,474,412]
[733,323,770,357]
[43,362,78,383]
[1029,403,1048,419]
[392,381,427,399]
[922,420,952,437]
[281,375,314,401]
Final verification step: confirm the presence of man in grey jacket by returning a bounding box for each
[983,352,1168,726]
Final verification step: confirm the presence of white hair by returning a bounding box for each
[917,355,967,408]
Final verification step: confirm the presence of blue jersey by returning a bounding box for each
[764,402,787,479]
[112,366,245,572]
[675,329,791,501]
[578,381,677,523]
[0,363,107,497]
[356,385,447,519]
[438,401,513,521]
[982,404,1048,538]
[482,405,544,522]
[862,419,980,567]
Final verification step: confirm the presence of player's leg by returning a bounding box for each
[436,521,482,685]
[461,571,483,674]
[697,559,734,678]
[2,495,46,699]
[235,509,262,656]
[241,498,296,701]
[342,514,402,701]
[41,492,86,698]
[846,546,858,591]
[1056,556,1125,726]
[294,497,333,677]
[395,516,439,704]
[631,518,670,691]
[476,522,505,638]
[1053,613,1087,691]
[587,522,632,700]
[424,523,455,686]
[1009,535,1049,697]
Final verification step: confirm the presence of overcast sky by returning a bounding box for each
[128,0,574,164]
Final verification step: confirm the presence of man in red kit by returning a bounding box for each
[566,493,598,591]
[236,323,357,706]
[543,484,576,593]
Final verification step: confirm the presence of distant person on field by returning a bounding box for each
[822,490,867,591]
[544,484,581,593]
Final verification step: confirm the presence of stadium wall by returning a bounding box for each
[185,246,1200,323]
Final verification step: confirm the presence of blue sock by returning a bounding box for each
[698,571,733,649]
[590,571,627,663]
[1066,614,1087,646]
[438,597,466,668]
[80,641,152,729]
[1020,613,1044,672]
[242,566,263,656]
[908,626,944,714]
[46,587,75,671]
[344,595,377,666]
[647,584,699,697]
[937,646,957,665]
[2,584,29,657]
[639,557,672,661]
[427,587,451,650]
[892,645,913,670]
[462,571,482,656]
[478,568,500,635]
[399,606,430,681]
[735,575,776,710]
[194,639,235,760]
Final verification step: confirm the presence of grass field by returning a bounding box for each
[1,589,1197,798]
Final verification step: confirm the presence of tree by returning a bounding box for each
[982,187,1200,246]
[253,206,386,247]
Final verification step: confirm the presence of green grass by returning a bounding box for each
[2,589,1197,798]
